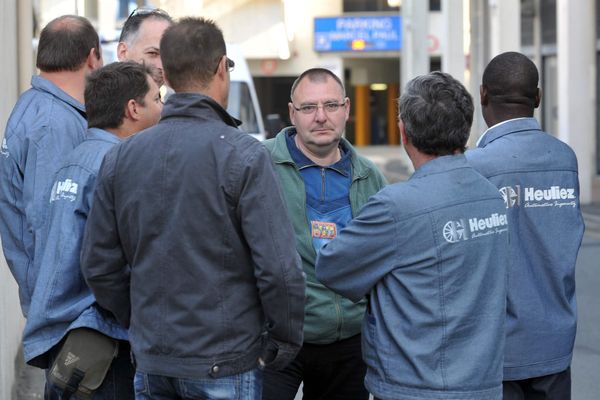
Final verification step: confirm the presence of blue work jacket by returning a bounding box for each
[316,155,508,400]
[22,128,127,367]
[0,76,87,316]
[466,118,584,380]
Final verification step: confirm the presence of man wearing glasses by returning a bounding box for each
[117,7,172,86]
[262,68,387,400]
[81,18,305,399]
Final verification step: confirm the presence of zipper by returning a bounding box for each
[321,167,326,202]
[334,293,343,340]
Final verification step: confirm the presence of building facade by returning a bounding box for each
[0,0,598,391]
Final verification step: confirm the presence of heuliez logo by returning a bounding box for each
[49,178,79,202]
[500,186,520,208]
[443,213,508,243]
[443,220,468,243]
[499,185,577,209]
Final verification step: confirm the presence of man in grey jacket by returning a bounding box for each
[81,17,305,399]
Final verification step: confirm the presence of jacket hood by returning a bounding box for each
[162,92,241,128]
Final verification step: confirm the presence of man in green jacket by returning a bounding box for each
[262,68,387,400]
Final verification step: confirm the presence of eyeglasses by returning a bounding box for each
[214,56,235,74]
[127,7,170,20]
[292,101,346,115]
[226,57,235,72]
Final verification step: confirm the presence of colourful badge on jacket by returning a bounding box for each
[311,221,337,239]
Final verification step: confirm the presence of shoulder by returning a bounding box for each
[355,154,383,176]
[263,137,276,151]
[467,130,579,176]
[262,128,292,156]
[225,129,265,159]
[6,89,85,143]
[347,146,387,185]
[69,139,118,173]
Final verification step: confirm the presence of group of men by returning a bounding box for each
[0,7,583,400]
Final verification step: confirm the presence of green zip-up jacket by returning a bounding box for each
[264,127,387,344]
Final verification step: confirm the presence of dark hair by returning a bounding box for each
[85,62,153,130]
[160,17,226,91]
[399,71,473,156]
[36,15,100,72]
[118,8,172,44]
[482,51,539,108]
[290,68,346,100]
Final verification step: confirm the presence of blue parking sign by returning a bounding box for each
[314,15,402,52]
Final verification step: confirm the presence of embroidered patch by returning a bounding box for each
[311,221,337,239]
[49,178,79,202]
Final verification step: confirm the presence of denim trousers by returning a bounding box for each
[133,369,262,400]
[262,334,368,400]
[44,340,135,400]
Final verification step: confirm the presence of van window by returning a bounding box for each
[228,81,259,134]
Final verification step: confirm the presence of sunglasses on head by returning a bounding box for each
[127,7,170,20]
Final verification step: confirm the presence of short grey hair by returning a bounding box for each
[290,68,346,100]
[399,71,473,156]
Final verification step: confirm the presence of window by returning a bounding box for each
[227,82,260,134]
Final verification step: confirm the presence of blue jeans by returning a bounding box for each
[133,369,262,400]
[44,340,134,400]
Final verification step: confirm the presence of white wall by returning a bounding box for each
[0,0,27,397]
[245,0,344,77]
[557,0,596,204]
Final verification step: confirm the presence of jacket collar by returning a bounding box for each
[477,117,541,148]
[86,127,122,144]
[161,92,241,128]
[411,154,470,180]
[284,129,352,177]
[270,126,371,179]
[31,75,86,115]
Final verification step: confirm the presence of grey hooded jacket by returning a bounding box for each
[81,93,305,379]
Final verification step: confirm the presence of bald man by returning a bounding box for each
[0,15,102,319]
[466,51,584,400]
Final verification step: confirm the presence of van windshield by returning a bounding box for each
[227,82,259,134]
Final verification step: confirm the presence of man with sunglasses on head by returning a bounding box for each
[262,68,387,400]
[117,7,172,86]
[81,18,305,399]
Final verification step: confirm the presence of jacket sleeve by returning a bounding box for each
[36,165,92,317]
[235,142,305,370]
[80,148,131,328]
[316,192,397,302]
[0,150,28,293]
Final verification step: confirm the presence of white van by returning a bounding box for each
[100,41,265,141]
[226,44,265,141]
